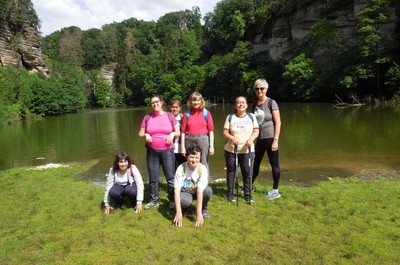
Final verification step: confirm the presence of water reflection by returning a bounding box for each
[0,104,399,187]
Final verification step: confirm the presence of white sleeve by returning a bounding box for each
[131,165,144,204]
[103,167,115,207]
[223,115,230,130]
[198,164,208,189]
[174,163,185,189]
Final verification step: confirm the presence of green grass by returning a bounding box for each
[0,163,399,264]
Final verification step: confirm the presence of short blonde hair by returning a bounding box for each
[187,92,205,109]
[253,79,269,90]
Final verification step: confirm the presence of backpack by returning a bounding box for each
[185,108,209,122]
[180,163,203,194]
[112,164,134,185]
[252,98,273,114]
[228,113,254,123]
[253,98,275,125]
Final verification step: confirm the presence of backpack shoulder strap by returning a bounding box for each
[228,113,233,123]
[247,113,254,122]
[268,98,273,113]
[202,108,208,121]
[167,112,175,128]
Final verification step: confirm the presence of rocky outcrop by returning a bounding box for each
[0,19,49,76]
[253,0,399,61]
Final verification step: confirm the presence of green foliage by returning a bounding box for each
[86,70,113,108]
[283,53,316,100]
[5,0,396,114]
[0,104,21,125]
[0,0,40,32]
[1,165,399,263]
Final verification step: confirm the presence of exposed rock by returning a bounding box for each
[0,18,49,76]
[100,63,117,87]
[253,0,398,61]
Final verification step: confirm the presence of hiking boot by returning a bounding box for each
[144,202,159,210]
[202,209,209,219]
[245,195,255,204]
[266,190,281,200]
[168,201,175,210]
[228,195,236,203]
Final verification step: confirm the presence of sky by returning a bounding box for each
[31,0,221,36]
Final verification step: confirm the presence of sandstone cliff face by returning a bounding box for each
[0,19,49,76]
[253,0,399,61]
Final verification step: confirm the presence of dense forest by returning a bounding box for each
[1,0,399,124]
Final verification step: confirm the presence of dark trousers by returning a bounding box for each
[225,151,255,195]
[146,147,175,203]
[253,138,281,189]
[109,183,137,206]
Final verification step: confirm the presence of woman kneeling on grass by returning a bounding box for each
[173,145,212,227]
[103,152,144,214]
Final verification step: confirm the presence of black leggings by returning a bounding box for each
[252,138,280,189]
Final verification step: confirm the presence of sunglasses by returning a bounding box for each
[151,100,160,105]
[255,87,266,91]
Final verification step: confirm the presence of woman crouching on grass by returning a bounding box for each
[103,152,144,214]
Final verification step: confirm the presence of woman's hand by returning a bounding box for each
[166,132,175,145]
[272,140,278,152]
[103,206,113,215]
[145,133,152,144]
[209,146,214,155]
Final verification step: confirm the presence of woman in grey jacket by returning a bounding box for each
[103,152,144,214]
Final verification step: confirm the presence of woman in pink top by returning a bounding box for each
[138,95,180,210]
[180,92,214,167]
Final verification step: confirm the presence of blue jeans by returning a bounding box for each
[146,147,175,203]
[225,151,255,196]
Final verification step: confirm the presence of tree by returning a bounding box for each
[283,53,316,101]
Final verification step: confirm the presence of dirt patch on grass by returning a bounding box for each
[357,169,400,180]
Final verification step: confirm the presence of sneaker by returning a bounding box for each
[144,202,159,210]
[168,201,175,210]
[266,190,281,200]
[245,195,255,204]
[228,195,236,203]
[202,209,209,219]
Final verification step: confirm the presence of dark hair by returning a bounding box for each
[185,145,202,157]
[169,98,181,106]
[112,151,132,172]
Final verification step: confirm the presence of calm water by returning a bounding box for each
[1,104,399,186]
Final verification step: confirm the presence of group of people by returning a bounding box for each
[103,78,282,227]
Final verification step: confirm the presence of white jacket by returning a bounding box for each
[103,165,144,207]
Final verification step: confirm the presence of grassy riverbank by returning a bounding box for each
[1,164,399,264]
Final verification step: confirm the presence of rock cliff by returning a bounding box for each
[0,18,49,76]
[253,0,399,61]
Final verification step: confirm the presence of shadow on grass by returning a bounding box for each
[98,181,230,216]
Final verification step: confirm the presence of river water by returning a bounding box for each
[1,103,399,186]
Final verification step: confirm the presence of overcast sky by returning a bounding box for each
[32,0,220,36]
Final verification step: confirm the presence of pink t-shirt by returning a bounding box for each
[181,109,214,135]
[141,112,177,150]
